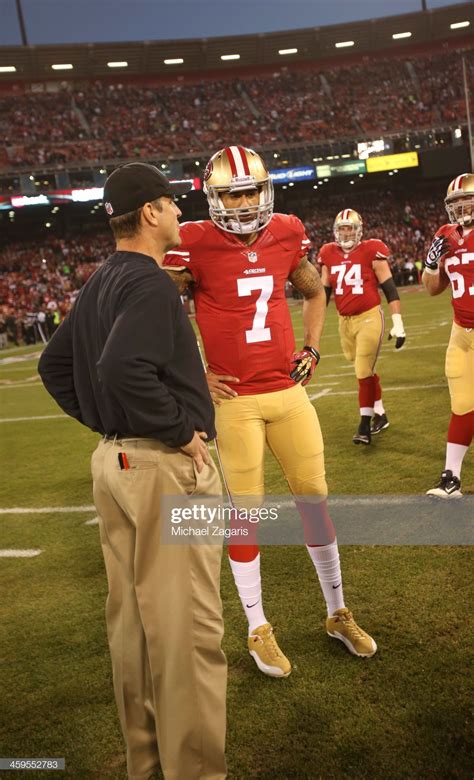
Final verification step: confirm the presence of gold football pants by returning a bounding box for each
[338,305,384,379]
[445,321,474,415]
[214,382,327,498]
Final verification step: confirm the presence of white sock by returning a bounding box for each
[445,442,468,479]
[306,539,345,616]
[374,399,385,415]
[360,407,374,417]
[229,554,267,634]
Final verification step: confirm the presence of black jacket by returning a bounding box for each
[38,251,215,448]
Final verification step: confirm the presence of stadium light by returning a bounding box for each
[278,48,298,55]
[392,32,412,39]
[335,41,354,48]
[107,61,128,68]
[51,63,73,70]
[164,58,184,65]
[450,21,470,29]
[221,54,240,61]
[0,66,16,73]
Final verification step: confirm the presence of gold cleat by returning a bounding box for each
[326,608,377,658]
[248,623,292,678]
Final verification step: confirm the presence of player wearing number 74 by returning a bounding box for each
[423,173,474,499]
[164,146,376,679]
[319,209,406,445]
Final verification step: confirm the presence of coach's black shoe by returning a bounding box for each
[426,470,463,499]
[371,413,389,435]
[352,419,371,446]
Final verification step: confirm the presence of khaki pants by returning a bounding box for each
[338,305,384,379]
[445,321,474,415]
[91,438,227,780]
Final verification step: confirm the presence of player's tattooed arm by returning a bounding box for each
[164,268,194,295]
[289,256,326,351]
[289,256,324,299]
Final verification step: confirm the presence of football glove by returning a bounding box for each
[425,235,450,271]
[290,345,320,386]
[388,313,406,350]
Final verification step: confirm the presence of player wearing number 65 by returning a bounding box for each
[319,209,406,446]
[423,173,474,499]
[164,146,376,679]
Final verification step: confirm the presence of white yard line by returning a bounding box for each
[0,351,42,364]
[309,382,445,399]
[322,342,447,359]
[0,381,43,390]
[0,365,40,373]
[0,414,68,423]
[0,506,95,514]
[308,388,333,401]
[0,549,42,557]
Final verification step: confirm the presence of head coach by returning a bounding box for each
[38,163,227,780]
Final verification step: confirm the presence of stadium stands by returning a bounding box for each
[1,46,472,171]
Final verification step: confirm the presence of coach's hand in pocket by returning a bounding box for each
[181,431,211,473]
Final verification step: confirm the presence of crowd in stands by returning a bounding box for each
[1,46,472,170]
[0,187,447,346]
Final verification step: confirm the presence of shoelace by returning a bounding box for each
[253,627,283,661]
[336,611,366,639]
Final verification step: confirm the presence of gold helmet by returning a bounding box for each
[445,173,474,226]
[333,209,363,251]
[203,146,274,234]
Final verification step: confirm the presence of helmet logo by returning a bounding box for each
[247,251,258,263]
[105,202,114,215]
[203,160,213,181]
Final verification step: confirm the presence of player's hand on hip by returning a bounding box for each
[206,371,240,404]
[181,431,211,473]
[290,345,320,386]
[388,313,406,349]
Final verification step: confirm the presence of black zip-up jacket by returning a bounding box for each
[38,251,215,448]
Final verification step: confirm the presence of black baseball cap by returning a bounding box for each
[103,162,193,218]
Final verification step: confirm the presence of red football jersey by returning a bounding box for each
[163,214,310,395]
[318,239,390,316]
[437,224,474,329]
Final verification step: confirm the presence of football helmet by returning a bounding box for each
[445,173,474,226]
[334,209,363,251]
[203,146,274,234]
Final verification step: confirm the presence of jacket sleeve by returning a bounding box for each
[38,314,83,423]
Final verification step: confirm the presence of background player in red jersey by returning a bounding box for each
[164,146,376,677]
[319,209,406,445]
[424,174,474,499]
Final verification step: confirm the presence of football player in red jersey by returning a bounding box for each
[164,146,376,678]
[319,209,406,445]
[424,174,474,498]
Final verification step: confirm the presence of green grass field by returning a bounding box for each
[0,287,473,779]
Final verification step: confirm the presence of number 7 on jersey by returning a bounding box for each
[237,275,274,343]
